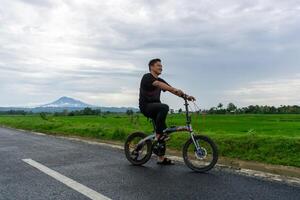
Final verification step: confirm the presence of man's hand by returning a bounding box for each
[187,95,196,101]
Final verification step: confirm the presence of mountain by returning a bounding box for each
[39,96,94,108]
[0,96,139,113]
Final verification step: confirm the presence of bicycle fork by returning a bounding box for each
[187,124,201,150]
[190,131,205,157]
[190,132,200,149]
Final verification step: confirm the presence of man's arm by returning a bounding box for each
[153,80,196,101]
[153,80,183,97]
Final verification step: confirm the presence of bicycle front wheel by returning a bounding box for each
[183,135,218,172]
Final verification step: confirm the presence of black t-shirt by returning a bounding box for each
[139,73,170,112]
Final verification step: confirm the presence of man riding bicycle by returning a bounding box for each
[139,58,196,165]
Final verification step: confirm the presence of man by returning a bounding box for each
[139,58,196,165]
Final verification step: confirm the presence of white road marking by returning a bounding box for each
[22,158,111,200]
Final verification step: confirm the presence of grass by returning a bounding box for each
[0,113,299,167]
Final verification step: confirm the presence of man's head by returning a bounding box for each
[148,58,162,75]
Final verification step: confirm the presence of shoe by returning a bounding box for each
[157,157,175,165]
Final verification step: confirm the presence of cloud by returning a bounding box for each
[223,74,300,106]
[0,0,299,108]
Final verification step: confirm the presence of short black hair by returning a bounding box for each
[148,58,161,71]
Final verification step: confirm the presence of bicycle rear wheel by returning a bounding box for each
[183,135,218,172]
[124,132,152,165]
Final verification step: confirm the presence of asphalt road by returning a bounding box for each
[0,127,299,200]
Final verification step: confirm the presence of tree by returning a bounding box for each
[126,109,134,123]
[63,109,69,116]
[217,103,223,110]
[227,103,237,113]
[178,108,182,113]
[94,109,102,115]
[83,107,93,115]
[126,109,133,115]
[209,107,217,114]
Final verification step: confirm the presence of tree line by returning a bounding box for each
[200,103,300,114]
[0,103,300,115]
[54,107,102,116]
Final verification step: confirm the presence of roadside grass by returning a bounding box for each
[0,114,299,167]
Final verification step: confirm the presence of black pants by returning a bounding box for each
[142,103,169,135]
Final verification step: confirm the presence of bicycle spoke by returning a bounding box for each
[128,137,148,161]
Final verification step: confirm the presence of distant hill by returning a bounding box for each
[0,96,139,113]
[39,96,93,108]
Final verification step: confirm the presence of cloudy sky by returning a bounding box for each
[0,0,299,110]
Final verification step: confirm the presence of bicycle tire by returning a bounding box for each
[182,135,218,172]
[124,132,152,165]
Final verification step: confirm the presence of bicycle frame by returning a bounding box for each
[137,95,202,151]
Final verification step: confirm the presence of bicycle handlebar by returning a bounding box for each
[180,93,196,102]
[180,93,188,99]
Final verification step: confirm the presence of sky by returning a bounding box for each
[0,0,299,110]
